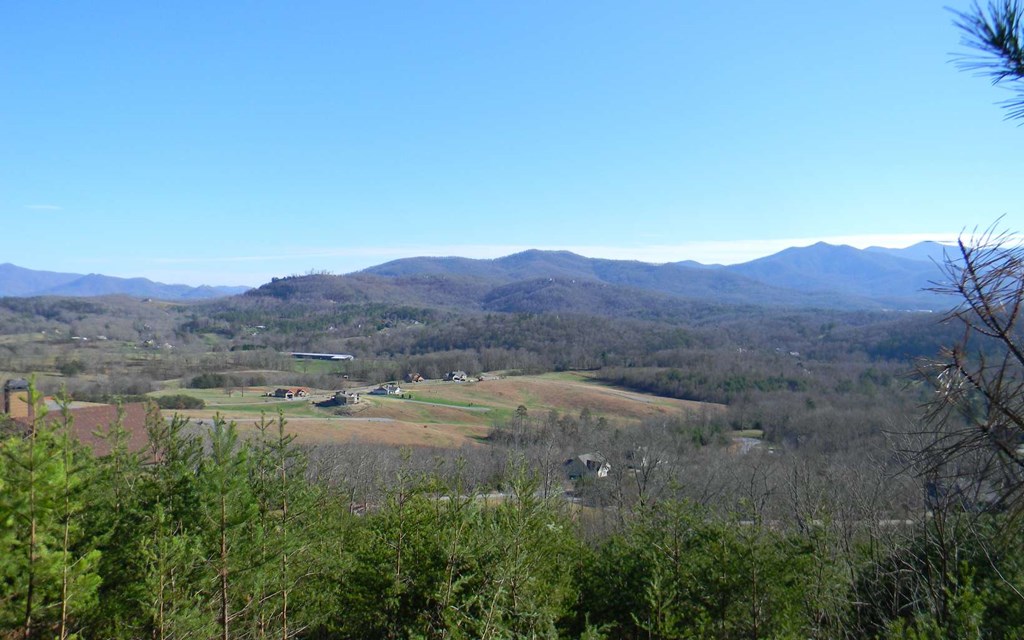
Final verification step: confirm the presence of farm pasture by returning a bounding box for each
[153,373,724,448]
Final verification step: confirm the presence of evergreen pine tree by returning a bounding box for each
[200,414,259,640]
[0,383,100,638]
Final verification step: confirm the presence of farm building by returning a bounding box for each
[444,370,468,382]
[3,378,30,420]
[290,352,354,361]
[926,478,1002,513]
[564,453,610,481]
[404,373,424,383]
[370,384,402,396]
[317,391,361,408]
[334,391,360,405]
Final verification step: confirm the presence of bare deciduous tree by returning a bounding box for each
[916,224,1024,512]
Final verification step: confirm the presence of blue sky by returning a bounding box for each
[2,1,1021,286]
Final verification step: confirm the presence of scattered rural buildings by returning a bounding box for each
[272,387,308,399]
[445,370,468,382]
[404,372,424,383]
[370,383,402,396]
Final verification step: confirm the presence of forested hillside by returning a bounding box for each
[361,244,946,310]
[0,278,962,452]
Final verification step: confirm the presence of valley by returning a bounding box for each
[5,0,1023,634]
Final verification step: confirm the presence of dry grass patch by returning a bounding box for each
[409,376,722,424]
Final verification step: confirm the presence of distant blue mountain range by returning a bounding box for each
[0,263,250,300]
[3,240,961,309]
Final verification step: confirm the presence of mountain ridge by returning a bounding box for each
[356,241,950,311]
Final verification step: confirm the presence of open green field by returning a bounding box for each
[0,332,45,346]
[153,374,725,449]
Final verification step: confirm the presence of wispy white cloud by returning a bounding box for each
[25,204,62,211]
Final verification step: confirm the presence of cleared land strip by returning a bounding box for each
[390,398,493,413]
